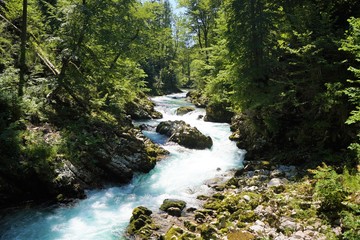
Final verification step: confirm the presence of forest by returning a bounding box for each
[0,0,359,239]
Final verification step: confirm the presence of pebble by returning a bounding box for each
[267,178,286,187]
[250,224,265,233]
[243,195,251,202]
[279,217,298,231]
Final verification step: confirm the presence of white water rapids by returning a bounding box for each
[0,92,245,240]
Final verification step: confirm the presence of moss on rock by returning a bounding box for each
[125,93,163,120]
[184,220,197,232]
[176,106,195,116]
[160,199,186,211]
[227,231,255,240]
[127,206,158,239]
[164,225,198,240]
[239,210,256,222]
[198,223,219,239]
[144,138,169,163]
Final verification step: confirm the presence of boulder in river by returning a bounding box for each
[156,120,213,149]
[176,106,195,116]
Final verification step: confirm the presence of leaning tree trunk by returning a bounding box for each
[18,0,27,97]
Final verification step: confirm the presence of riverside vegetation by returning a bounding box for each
[0,0,359,239]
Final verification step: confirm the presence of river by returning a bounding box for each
[0,92,245,240]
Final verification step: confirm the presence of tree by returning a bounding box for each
[221,0,360,160]
[227,0,280,96]
[136,0,178,95]
[180,0,220,59]
[173,15,193,87]
[341,17,360,162]
[18,0,27,97]
[177,0,221,89]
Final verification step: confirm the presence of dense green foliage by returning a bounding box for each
[0,0,359,232]
[173,3,360,238]
[0,0,178,205]
[341,17,360,162]
[312,164,360,239]
[176,0,360,165]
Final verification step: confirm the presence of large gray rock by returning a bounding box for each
[156,120,213,149]
[101,130,169,183]
[267,178,288,187]
[176,106,195,116]
[279,217,298,232]
[59,129,169,189]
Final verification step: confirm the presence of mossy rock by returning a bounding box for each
[203,199,223,211]
[229,204,254,221]
[205,192,261,214]
[125,93,163,120]
[214,213,229,229]
[237,192,262,209]
[204,101,234,123]
[227,231,255,240]
[229,131,241,141]
[144,140,169,163]
[212,193,225,200]
[176,106,195,116]
[239,210,256,222]
[197,195,209,200]
[184,220,197,232]
[131,206,152,219]
[167,207,183,217]
[186,90,208,107]
[196,209,215,216]
[226,177,239,188]
[198,223,219,239]
[160,199,186,212]
[164,225,198,240]
[271,184,286,194]
[127,206,157,239]
[213,184,226,191]
[194,211,206,223]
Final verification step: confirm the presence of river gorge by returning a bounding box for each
[0,92,245,240]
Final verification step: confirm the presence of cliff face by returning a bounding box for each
[0,98,168,209]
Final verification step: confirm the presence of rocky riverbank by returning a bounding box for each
[186,90,233,123]
[0,95,168,209]
[123,92,359,240]
[125,159,345,240]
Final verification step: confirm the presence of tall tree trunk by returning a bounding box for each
[18,0,27,97]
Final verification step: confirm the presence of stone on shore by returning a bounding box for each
[126,206,158,239]
[160,199,186,217]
